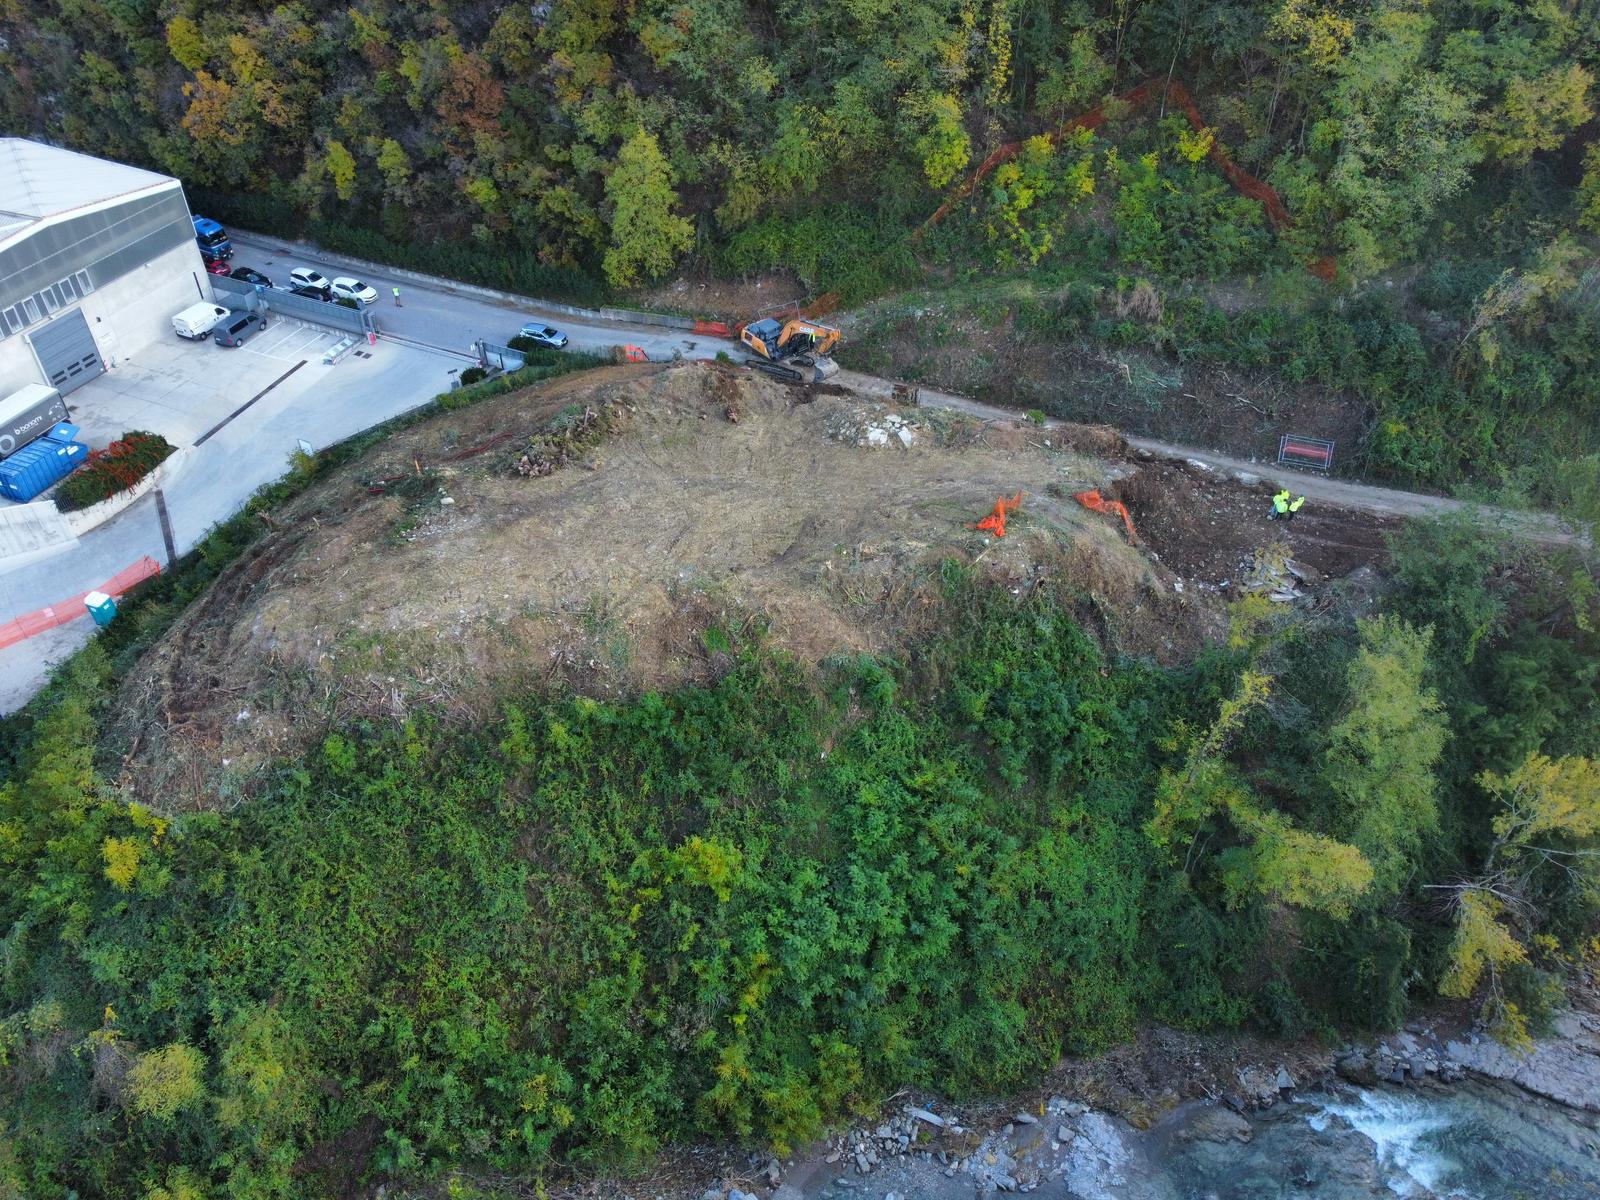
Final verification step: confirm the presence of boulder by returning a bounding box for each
[1445,1011,1600,1112]
[1177,1104,1254,1145]
[1335,1050,1379,1086]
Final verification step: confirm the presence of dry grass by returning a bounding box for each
[107,362,1213,811]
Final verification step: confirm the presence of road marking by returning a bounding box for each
[194,361,307,446]
[154,488,177,567]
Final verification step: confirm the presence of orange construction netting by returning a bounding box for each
[0,556,162,651]
[973,492,1024,537]
[1073,490,1139,543]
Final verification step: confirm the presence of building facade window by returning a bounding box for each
[0,272,99,342]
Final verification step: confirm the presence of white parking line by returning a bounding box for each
[242,325,335,362]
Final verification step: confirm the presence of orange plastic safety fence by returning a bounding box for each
[1072,490,1139,543]
[0,556,162,651]
[973,492,1024,537]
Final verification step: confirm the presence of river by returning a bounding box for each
[1146,1082,1600,1199]
[797,1080,1600,1200]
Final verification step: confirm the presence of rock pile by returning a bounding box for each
[811,1096,1147,1199]
[824,406,920,449]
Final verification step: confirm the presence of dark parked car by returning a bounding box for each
[213,311,268,348]
[230,266,273,288]
[288,283,332,302]
[205,256,233,276]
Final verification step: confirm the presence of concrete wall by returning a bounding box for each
[0,335,36,401]
[0,239,208,398]
[75,239,212,367]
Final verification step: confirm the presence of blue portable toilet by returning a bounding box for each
[84,590,117,627]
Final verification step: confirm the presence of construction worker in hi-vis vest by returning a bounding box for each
[1270,490,1306,521]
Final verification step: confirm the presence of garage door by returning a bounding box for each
[28,309,104,396]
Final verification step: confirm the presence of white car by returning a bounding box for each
[331,277,379,305]
[289,267,331,293]
[518,322,569,348]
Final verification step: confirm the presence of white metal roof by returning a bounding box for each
[0,138,180,243]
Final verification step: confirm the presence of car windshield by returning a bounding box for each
[350,281,368,291]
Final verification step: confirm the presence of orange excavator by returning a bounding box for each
[740,317,842,384]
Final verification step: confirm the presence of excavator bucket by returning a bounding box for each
[1073,489,1139,543]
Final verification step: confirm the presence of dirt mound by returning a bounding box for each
[108,363,1217,810]
[1112,459,1398,590]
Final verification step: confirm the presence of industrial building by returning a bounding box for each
[0,138,208,398]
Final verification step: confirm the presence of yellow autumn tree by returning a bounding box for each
[602,130,694,289]
[1150,668,1374,917]
[1435,752,1600,1044]
[102,837,142,890]
[324,140,357,201]
[1269,0,1355,72]
[165,17,207,71]
[126,1043,206,1121]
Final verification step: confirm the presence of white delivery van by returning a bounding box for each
[172,302,232,340]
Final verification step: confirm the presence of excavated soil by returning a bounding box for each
[107,362,1222,811]
[1113,459,1399,588]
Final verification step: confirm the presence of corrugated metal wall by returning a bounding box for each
[0,187,192,340]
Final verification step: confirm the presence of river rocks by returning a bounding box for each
[1177,1104,1255,1145]
[1235,1065,1282,1109]
[1444,1010,1600,1112]
[1335,1049,1381,1086]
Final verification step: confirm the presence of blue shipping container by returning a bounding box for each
[0,436,88,502]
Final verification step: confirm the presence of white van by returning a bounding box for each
[173,302,232,340]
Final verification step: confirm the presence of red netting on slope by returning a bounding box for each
[916,76,1330,275]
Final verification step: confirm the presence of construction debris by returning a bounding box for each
[516,404,615,477]
[1235,548,1320,602]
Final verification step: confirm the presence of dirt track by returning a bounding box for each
[108,363,1209,809]
[838,372,1587,546]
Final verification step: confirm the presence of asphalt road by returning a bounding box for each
[227,233,733,364]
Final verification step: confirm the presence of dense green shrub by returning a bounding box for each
[1,509,1596,1195]
[53,431,175,512]
[716,204,920,305]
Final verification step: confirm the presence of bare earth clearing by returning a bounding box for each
[105,362,1395,810]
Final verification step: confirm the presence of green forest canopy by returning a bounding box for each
[6,0,1600,507]
[3,0,1595,286]
[1,507,1597,1198]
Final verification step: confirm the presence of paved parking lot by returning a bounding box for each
[237,321,339,364]
[68,320,343,447]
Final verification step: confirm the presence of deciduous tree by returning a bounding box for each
[603,129,694,288]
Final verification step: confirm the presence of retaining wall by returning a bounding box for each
[60,447,189,537]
